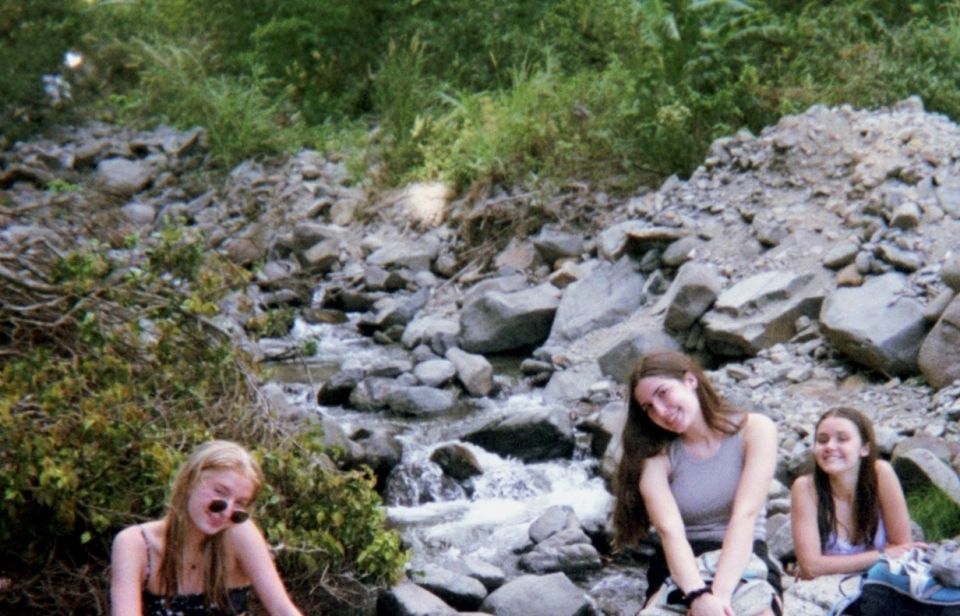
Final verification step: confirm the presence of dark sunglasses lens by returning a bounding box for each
[230,510,250,524]
[208,499,228,513]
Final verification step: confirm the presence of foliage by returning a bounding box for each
[0,0,87,141]
[0,227,406,613]
[907,486,960,543]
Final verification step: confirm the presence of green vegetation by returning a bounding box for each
[4,0,960,188]
[907,486,960,542]
[0,228,406,613]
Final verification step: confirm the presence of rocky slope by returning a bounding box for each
[3,97,960,615]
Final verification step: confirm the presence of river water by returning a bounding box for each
[268,318,647,613]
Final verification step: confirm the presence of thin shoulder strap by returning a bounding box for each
[139,525,153,584]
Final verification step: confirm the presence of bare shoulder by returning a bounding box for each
[112,523,149,566]
[223,520,270,555]
[874,459,899,482]
[742,412,777,443]
[791,473,814,496]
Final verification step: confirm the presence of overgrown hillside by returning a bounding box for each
[5,0,960,192]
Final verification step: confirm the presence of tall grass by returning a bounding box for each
[906,486,960,542]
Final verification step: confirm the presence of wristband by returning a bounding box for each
[682,584,712,606]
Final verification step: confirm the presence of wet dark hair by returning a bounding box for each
[813,407,879,550]
[611,351,742,550]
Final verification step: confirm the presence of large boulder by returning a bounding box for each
[546,257,646,344]
[479,573,591,616]
[378,581,457,616]
[459,283,561,353]
[657,261,724,331]
[918,295,960,389]
[463,403,574,462]
[820,272,927,376]
[702,269,830,356]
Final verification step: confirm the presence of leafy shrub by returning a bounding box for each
[0,227,406,613]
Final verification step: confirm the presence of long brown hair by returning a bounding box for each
[611,351,742,550]
[159,440,263,612]
[813,407,879,550]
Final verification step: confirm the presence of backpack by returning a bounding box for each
[829,548,960,616]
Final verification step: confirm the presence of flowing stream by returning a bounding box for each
[268,318,647,612]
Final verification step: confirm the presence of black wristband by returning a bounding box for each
[682,584,712,606]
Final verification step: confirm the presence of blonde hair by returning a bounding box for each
[158,440,263,612]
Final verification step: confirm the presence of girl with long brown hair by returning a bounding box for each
[790,407,918,579]
[111,440,303,615]
[612,350,780,616]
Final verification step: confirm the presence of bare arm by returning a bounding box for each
[708,413,778,606]
[230,522,305,616]
[110,526,146,616]
[640,453,728,616]
[790,475,881,578]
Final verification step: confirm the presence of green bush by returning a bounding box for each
[0,228,406,613]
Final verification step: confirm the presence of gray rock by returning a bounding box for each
[95,157,152,196]
[479,573,591,616]
[379,581,457,616]
[519,527,602,574]
[446,556,505,591]
[401,316,461,355]
[121,201,156,226]
[820,272,927,376]
[430,443,483,481]
[547,257,645,344]
[367,238,438,272]
[529,505,580,544]
[596,325,681,383]
[464,404,574,462]
[890,201,922,229]
[533,226,585,264]
[919,294,960,389]
[892,448,960,514]
[409,563,488,611]
[661,236,706,267]
[413,359,457,387]
[445,347,493,397]
[543,362,604,403]
[657,261,723,331]
[459,283,561,354]
[702,270,831,357]
[387,386,457,417]
[822,240,860,269]
[942,253,960,291]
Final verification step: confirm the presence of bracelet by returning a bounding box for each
[682,584,712,606]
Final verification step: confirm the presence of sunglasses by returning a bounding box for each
[208,499,250,524]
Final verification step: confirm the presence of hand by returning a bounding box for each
[882,542,928,559]
[688,591,732,616]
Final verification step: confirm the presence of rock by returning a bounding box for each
[401,316,461,355]
[95,157,152,196]
[702,270,831,357]
[386,386,458,417]
[820,272,927,376]
[529,505,581,544]
[533,226,585,264]
[121,201,156,226]
[317,369,364,406]
[661,236,706,267]
[445,556,506,591]
[892,448,960,514]
[430,443,483,480]
[657,261,723,331]
[519,527,602,574]
[918,295,960,389]
[378,581,457,616]
[479,573,591,616]
[546,257,646,345]
[943,253,960,291]
[463,403,574,462]
[445,347,493,397]
[408,563,488,611]
[822,240,860,269]
[890,201,922,229]
[367,238,438,272]
[459,283,561,354]
[413,358,457,387]
[350,426,404,481]
[595,324,681,384]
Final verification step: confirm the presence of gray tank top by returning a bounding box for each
[667,429,767,542]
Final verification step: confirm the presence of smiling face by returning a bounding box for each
[186,468,255,536]
[633,372,701,434]
[813,416,870,477]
